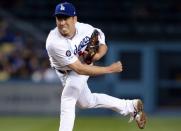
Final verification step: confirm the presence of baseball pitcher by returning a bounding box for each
[46,2,146,131]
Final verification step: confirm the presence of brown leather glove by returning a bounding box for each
[83,29,99,64]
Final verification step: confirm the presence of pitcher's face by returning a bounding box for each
[56,15,77,37]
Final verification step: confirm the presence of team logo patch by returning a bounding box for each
[66,50,71,57]
[60,4,65,10]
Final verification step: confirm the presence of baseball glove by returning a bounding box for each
[82,29,99,64]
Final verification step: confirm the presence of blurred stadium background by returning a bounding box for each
[0,0,181,131]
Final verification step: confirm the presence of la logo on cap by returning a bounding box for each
[60,4,65,10]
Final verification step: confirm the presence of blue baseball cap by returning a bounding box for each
[54,2,76,17]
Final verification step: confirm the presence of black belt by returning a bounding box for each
[57,70,69,74]
[52,67,70,74]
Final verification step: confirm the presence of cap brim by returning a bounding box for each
[54,12,75,17]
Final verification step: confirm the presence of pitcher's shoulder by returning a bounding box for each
[76,22,94,31]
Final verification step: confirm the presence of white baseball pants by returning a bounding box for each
[56,71,135,131]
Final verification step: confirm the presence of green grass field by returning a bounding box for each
[0,116,181,131]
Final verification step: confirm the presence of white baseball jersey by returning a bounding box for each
[46,22,106,71]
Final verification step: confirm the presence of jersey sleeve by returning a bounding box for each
[76,22,106,45]
[47,42,77,67]
[95,28,106,45]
